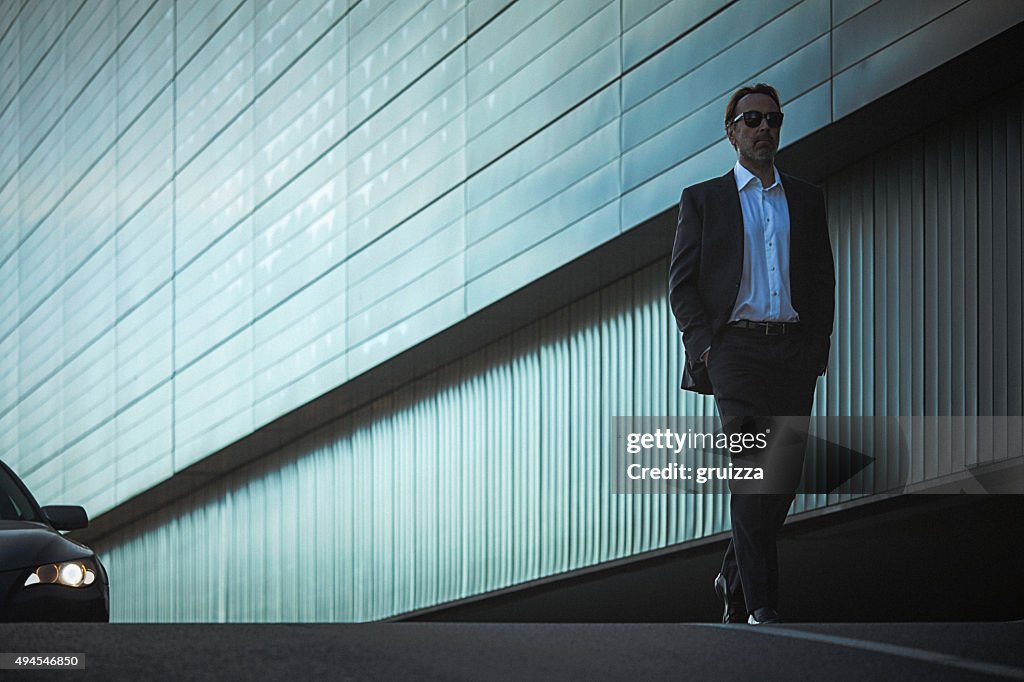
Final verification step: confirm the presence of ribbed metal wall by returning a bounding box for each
[94,82,1024,622]
[825,91,1022,430]
[96,261,725,622]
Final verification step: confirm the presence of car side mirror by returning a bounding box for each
[41,505,89,531]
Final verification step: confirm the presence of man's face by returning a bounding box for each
[726,93,781,166]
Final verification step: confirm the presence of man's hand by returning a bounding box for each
[702,349,710,366]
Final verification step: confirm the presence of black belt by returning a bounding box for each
[728,320,799,336]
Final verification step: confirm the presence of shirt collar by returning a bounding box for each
[733,160,782,192]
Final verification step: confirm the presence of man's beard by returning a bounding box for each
[743,142,775,165]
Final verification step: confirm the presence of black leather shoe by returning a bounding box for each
[747,607,781,625]
[714,573,747,624]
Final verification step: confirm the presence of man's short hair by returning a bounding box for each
[724,83,781,128]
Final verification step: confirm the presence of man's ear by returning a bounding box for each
[725,124,735,149]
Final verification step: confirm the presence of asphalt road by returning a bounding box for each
[1,621,1022,681]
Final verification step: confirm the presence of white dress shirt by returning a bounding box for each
[729,160,799,323]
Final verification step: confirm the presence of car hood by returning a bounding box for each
[0,520,94,572]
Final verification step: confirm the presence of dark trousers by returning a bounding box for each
[706,325,818,614]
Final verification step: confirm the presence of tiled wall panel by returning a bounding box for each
[345,46,463,252]
[0,104,18,236]
[116,0,173,130]
[18,126,64,248]
[174,327,253,470]
[621,0,823,189]
[64,0,116,106]
[253,13,347,206]
[176,0,245,67]
[348,0,463,118]
[174,108,255,267]
[0,271,19,464]
[176,1,254,166]
[252,262,346,426]
[116,281,173,410]
[254,0,334,93]
[16,268,62,391]
[0,1,21,115]
[252,145,347,316]
[116,0,154,44]
[832,0,1024,117]
[63,68,118,196]
[16,373,62,486]
[467,112,618,273]
[622,0,728,70]
[174,217,253,368]
[62,238,117,363]
[466,0,618,176]
[115,380,173,501]
[117,102,174,218]
[831,0,962,73]
[17,0,66,79]
[19,42,63,170]
[61,329,116,447]
[347,197,462,320]
[116,184,174,315]
[0,407,17,466]
[62,147,117,279]
[0,245,18,342]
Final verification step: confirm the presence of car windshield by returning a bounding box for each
[0,463,42,522]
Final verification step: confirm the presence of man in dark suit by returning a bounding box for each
[668,83,835,625]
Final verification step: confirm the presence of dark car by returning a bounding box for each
[0,459,109,622]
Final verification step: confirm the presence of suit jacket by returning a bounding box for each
[668,169,835,394]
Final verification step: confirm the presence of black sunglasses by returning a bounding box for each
[730,110,784,128]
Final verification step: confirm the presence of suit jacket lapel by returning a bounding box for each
[718,169,744,274]
[779,173,805,286]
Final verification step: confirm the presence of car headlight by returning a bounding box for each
[24,560,97,588]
